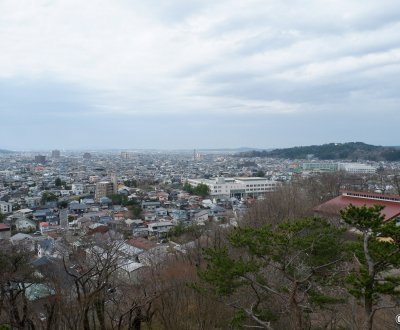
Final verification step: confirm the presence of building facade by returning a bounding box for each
[187,177,279,199]
[0,201,12,214]
[95,181,115,201]
[51,150,61,158]
[338,163,376,174]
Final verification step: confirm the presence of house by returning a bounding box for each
[147,221,175,236]
[314,191,400,224]
[141,201,160,210]
[156,207,168,217]
[125,219,144,228]
[100,197,112,206]
[37,238,55,257]
[10,233,36,251]
[144,212,157,222]
[76,216,94,230]
[33,209,52,221]
[126,237,157,252]
[202,199,214,208]
[71,183,84,195]
[0,223,11,240]
[193,210,209,225]
[15,208,34,217]
[39,222,50,233]
[69,202,88,215]
[15,217,37,232]
[209,205,227,217]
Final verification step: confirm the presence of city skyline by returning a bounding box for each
[1,0,400,150]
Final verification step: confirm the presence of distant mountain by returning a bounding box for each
[235,142,400,161]
[0,149,14,154]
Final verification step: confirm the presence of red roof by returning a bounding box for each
[315,193,400,221]
[0,223,10,231]
[126,237,157,251]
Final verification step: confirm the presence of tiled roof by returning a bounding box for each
[315,193,400,221]
[0,223,10,230]
[126,237,156,251]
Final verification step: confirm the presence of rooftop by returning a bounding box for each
[315,191,400,221]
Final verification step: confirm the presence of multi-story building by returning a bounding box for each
[95,181,116,200]
[51,150,61,158]
[338,163,376,174]
[0,201,12,214]
[187,177,279,199]
[34,155,46,163]
[301,162,338,172]
[72,183,84,195]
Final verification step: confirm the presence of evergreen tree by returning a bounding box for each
[197,218,347,329]
[340,204,400,330]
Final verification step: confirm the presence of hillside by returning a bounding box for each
[236,142,400,161]
[0,149,13,154]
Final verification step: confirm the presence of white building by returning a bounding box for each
[72,183,84,195]
[338,163,376,174]
[187,177,279,199]
[0,201,12,214]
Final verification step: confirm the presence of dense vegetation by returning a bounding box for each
[236,142,400,161]
[183,181,210,197]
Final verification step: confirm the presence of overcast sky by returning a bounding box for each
[1,0,399,150]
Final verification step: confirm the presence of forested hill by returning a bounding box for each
[0,149,13,154]
[236,142,400,161]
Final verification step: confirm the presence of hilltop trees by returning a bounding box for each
[340,205,400,330]
[0,242,38,329]
[197,218,347,329]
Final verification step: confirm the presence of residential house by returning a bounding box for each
[15,208,34,217]
[156,207,168,217]
[0,223,11,240]
[15,217,37,232]
[193,210,209,225]
[147,221,175,237]
[141,201,160,210]
[39,222,50,233]
[69,202,88,215]
[10,233,36,251]
[37,238,55,257]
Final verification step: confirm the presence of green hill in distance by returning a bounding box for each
[236,142,400,161]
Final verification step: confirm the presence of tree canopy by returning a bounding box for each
[41,191,58,205]
[197,218,347,329]
[340,204,400,330]
[183,182,210,197]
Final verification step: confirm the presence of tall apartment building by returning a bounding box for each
[95,181,117,200]
[51,150,61,158]
[111,173,118,194]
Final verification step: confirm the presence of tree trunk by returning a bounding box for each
[83,307,90,330]
[290,282,303,330]
[363,231,374,330]
[95,298,106,330]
